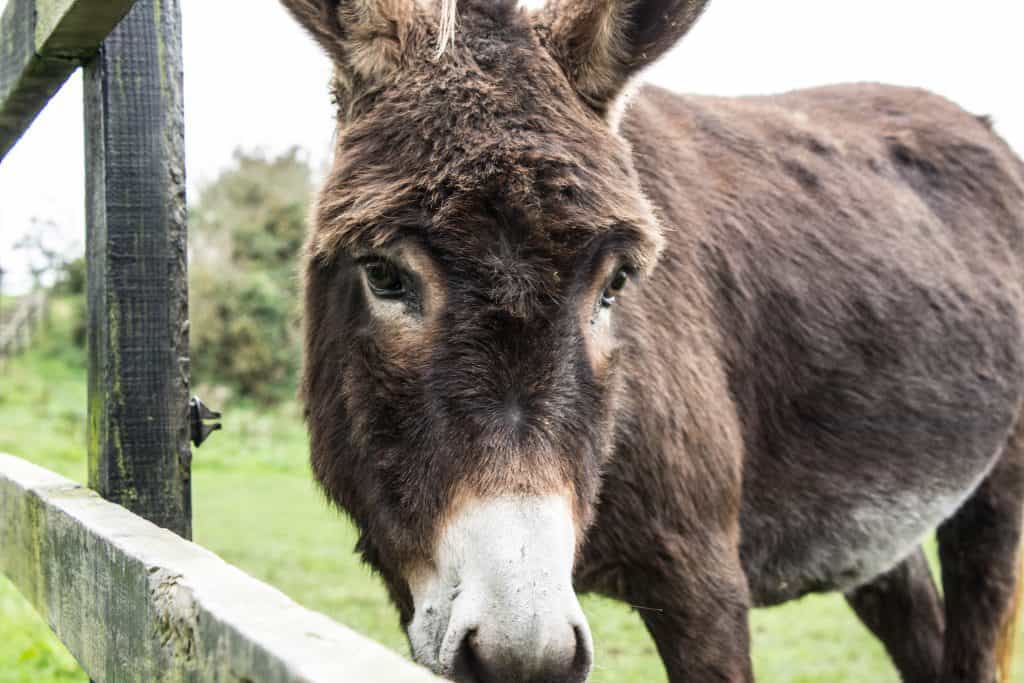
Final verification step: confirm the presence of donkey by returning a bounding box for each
[281,0,1024,680]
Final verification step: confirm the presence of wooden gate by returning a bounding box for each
[0,2,438,680]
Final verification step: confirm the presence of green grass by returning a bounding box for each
[1,298,1023,682]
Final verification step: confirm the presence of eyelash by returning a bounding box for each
[600,267,631,308]
[359,257,406,299]
[354,253,634,318]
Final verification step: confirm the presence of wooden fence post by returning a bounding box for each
[83,0,191,539]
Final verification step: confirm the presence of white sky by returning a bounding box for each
[1,0,1022,293]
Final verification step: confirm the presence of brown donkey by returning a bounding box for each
[281,0,1024,680]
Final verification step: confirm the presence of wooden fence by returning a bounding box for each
[0,289,46,360]
[0,1,439,680]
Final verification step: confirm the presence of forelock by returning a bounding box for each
[309,0,663,271]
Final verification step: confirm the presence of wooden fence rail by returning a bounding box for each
[3,0,193,537]
[1,1,438,680]
[0,453,441,683]
[1,0,136,160]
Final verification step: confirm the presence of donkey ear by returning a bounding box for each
[539,0,709,114]
[280,0,412,101]
[280,0,349,63]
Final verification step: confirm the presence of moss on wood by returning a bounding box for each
[0,454,442,683]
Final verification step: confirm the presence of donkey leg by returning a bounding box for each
[844,547,944,682]
[937,429,1024,683]
[627,545,754,683]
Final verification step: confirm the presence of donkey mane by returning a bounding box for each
[435,0,459,57]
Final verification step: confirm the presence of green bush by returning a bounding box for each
[188,148,312,403]
[191,269,299,400]
[53,258,86,297]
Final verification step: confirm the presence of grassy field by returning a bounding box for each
[2,299,1023,682]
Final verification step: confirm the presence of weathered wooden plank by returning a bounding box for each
[0,0,136,160]
[83,0,191,538]
[35,0,137,54]
[0,453,442,683]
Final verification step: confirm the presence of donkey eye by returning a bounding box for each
[601,268,630,307]
[362,259,405,299]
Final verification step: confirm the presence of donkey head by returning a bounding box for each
[283,0,707,679]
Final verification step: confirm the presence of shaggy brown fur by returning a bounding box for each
[281,0,1024,680]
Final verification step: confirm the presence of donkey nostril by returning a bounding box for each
[452,622,592,683]
[450,627,485,683]
[569,623,594,683]
[455,627,514,683]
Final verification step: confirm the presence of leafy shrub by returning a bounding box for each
[53,257,86,296]
[188,148,312,403]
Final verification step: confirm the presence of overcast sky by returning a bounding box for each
[1,0,1022,292]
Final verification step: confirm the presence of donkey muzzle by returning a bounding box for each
[407,495,593,682]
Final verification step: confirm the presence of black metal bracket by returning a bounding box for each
[189,396,221,447]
